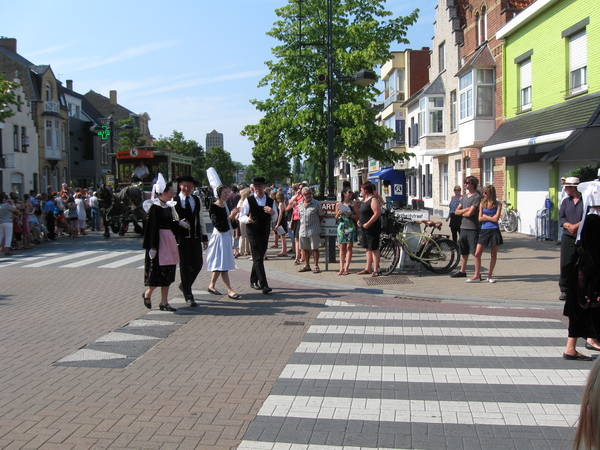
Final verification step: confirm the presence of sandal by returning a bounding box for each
[313,266,321,273]
[293,260,301,265]
[298,266,312,272]
[337,270,344,276]
[371,270,380,277]
[276,252,289,257]
[357,270,371,275]
[342,270,349,275]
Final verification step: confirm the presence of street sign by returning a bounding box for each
[319,200,338,236]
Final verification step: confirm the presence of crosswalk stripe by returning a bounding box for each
[98,253,144,268]
[256,395,580,428]
[316,311,560,322]
[60,251,129,267]
[22,251,98,267]
[278,364,588,386]
[307,325,565,338]
[295,342,583,357]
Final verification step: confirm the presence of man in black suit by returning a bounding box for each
[239,177,277,294]
[173,175,208,306]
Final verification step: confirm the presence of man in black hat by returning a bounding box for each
[174,175,208,306]
[239,176,277,294]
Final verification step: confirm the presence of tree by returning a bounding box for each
[242,0,419,193]
[204,146,237,186]
[115,118,146,153]
[0,73,21,122]
[154,131,205,184]
[566,164,600,183]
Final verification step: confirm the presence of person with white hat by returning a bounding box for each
[558,177,583,303]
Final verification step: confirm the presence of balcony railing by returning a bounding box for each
[44,101,60,113]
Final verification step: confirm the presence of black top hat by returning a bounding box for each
[176,175,198,185]
[251,176,267,185]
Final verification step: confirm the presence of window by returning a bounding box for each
[483,158,494,186]
[476,69,494,116]
[102,143,109,164]
[476,13,481,46]
[450,90,457,132]
[52,167,58,189]
[455,159,462,189]
[425,164,432,198]
[480,7,488,43]
[439,41,446,73]
[17,95,22,112]
[418,98,426,137]
[440,163,449,203]
[13,125,19,152]
[21,127,27,153]
[429,97,444,133]
[460,69,494,121]
[464,157,471,177]
[45,120,53,148]
[519,59,532,111]
[569,30,587,95]
[63,167,68,186]
[419,96,444,135]
[45,82,52,101]
[459,72,473,120]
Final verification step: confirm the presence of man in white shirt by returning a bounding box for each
[133,160,149,182]
[239,177,277,294]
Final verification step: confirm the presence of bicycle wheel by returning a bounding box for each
[379,238,401,276]
[503,210,518,233]
[422,238,459,274]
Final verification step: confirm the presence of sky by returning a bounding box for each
[1,0,438,166]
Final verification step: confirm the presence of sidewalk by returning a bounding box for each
[255,223,563,306]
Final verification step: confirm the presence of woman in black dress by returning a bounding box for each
[357,182,382,277]
[563,203,600,361]
[142,179,188,312]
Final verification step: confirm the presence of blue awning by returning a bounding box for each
[368,167,394,181]
[368,168,406,201]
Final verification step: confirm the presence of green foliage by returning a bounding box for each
[565,164,600,182]
[0,73,21,122]
[115,118,146,153]
[204,146,237,186]
[242,0,418,192]
[154,131,205,184]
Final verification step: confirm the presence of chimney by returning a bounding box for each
[66,80,73,90]
[109,90,117,105]
[0,38,17,53]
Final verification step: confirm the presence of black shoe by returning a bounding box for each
[262,286,272,294]
[559,292,568,301]
[585,342,600,351]
[251,282,261,290]
[563,352,593,361]
[142,293,151,309]
[450,271,467,278]
[159,303,177,312]
[186,298,197,307]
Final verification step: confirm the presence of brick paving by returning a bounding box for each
[0,225,583,450]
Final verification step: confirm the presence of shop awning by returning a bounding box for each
[481,92,600,159]
[368,167,400,181]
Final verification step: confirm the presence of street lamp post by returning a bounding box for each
[324,0,376,262]
[94,115,133,187]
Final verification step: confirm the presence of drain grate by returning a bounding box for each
[364,275,413,286]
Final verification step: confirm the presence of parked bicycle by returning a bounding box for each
[499,201,518,233]
[379,208,460,276]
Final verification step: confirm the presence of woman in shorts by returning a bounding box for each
[470,184,503,283]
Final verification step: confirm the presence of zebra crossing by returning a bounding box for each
[239,300,595,450]
[0,249,145,269]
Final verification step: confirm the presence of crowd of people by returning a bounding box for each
[0,184,103,256]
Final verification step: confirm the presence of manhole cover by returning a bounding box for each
[364,275,413,286]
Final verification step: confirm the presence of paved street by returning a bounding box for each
[0,226,596,450]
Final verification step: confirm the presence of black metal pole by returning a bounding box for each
[326,0,336,263]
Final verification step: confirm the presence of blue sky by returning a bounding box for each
[1,0,437,165]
